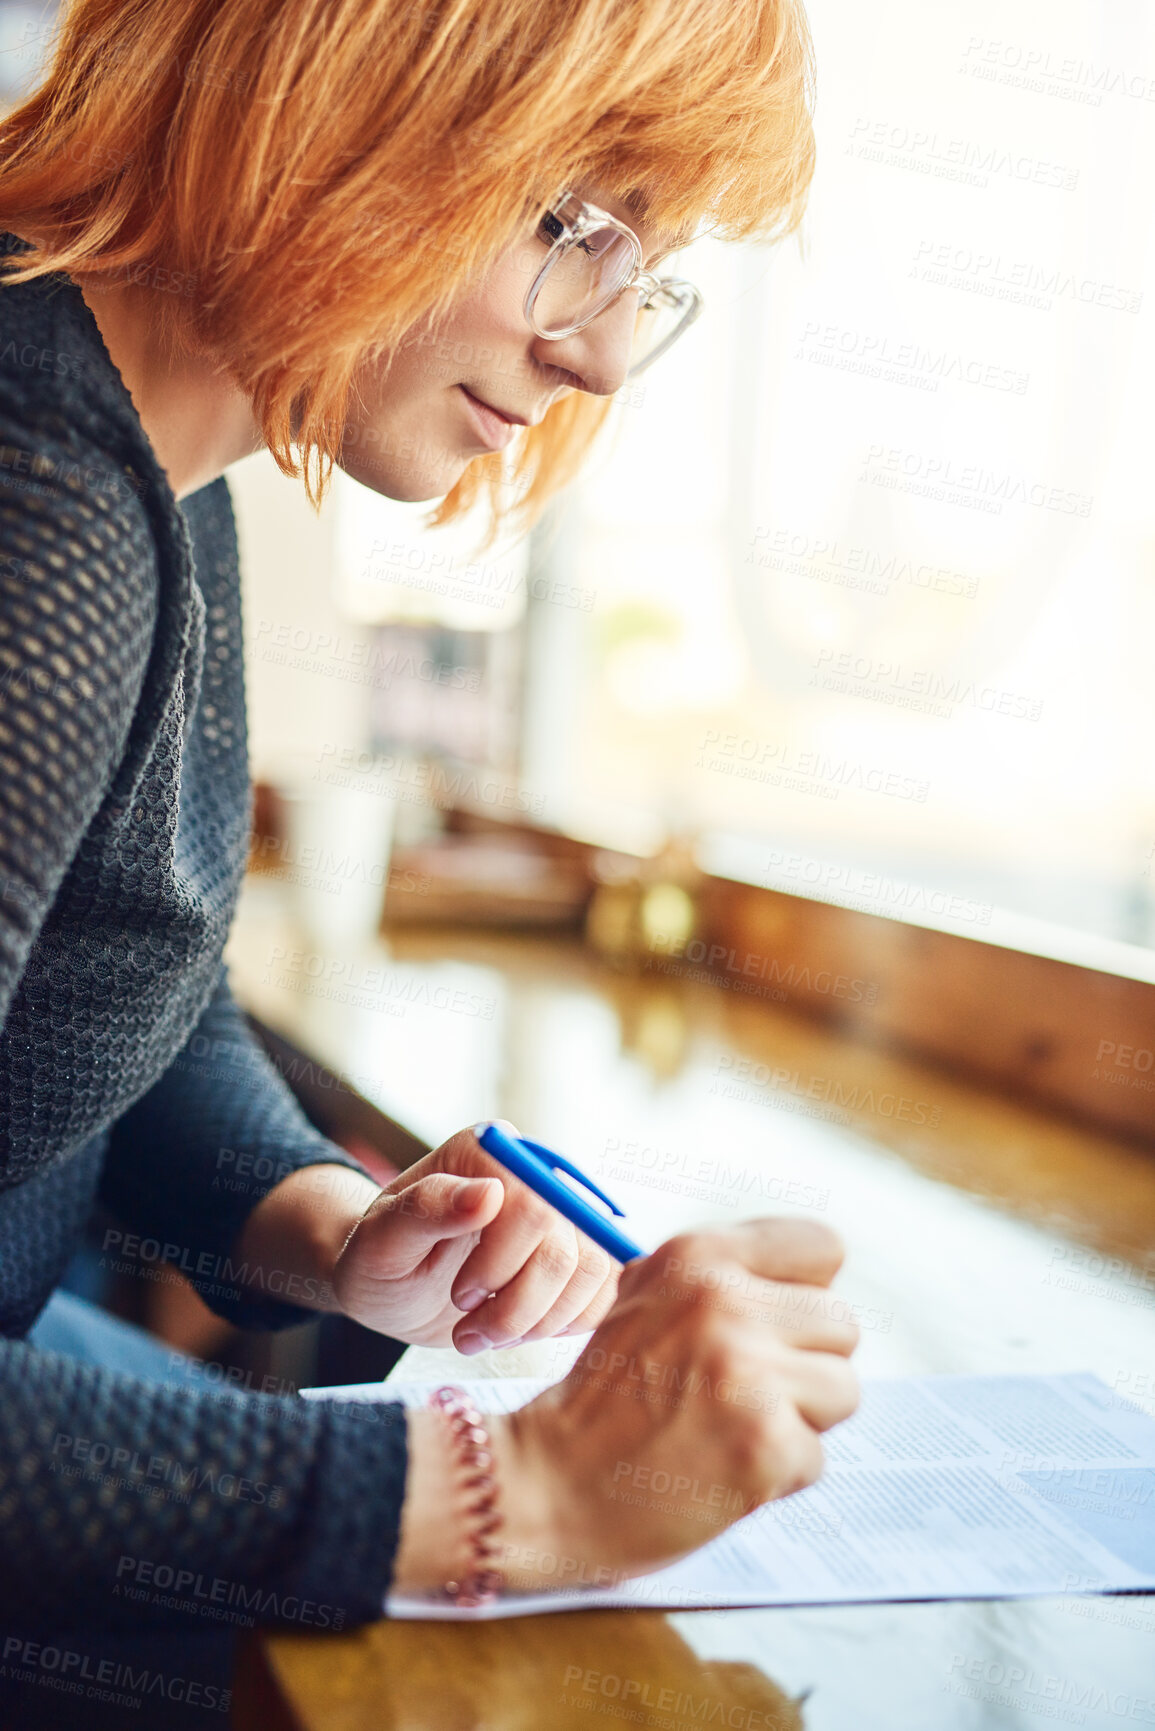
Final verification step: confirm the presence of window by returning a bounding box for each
[512,0,1155,973]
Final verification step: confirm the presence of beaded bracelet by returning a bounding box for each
[428,1384,505,1607]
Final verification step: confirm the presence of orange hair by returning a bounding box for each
[0,0,815,548]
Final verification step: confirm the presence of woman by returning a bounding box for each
[0,0,857,1626]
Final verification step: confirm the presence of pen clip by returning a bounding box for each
[517,1137,628,1220]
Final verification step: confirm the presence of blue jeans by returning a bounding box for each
[27,1288,213,1388]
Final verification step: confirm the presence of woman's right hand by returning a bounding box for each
[495,1216,860,1589]
[394,1216,860,1597]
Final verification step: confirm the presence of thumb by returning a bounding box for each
[351,1174,504,1280]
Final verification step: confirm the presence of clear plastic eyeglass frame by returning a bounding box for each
[524,187,704,378]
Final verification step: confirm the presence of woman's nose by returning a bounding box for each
[533,292,638,397]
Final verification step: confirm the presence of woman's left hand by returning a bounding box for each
[330,1122,620,1351]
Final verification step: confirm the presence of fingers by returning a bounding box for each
[696,1353,850,1505]
[384,1123,621,1350]
[456,1240,620,1352]
[751,1283,861,1355]
[451,1226,575,1352]
[786,1350,860,1432]
[633,1224,857,1351]
[449,1182,571,1309]
[760,1404,827,1499]
[641,1219,844,1301]
[726,1218,848,1287]
[557,1264,621,1337]
[352,1173,504,1281]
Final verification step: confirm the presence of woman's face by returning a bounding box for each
[336,182,680,501]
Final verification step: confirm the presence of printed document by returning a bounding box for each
[302,1372,1155,1620]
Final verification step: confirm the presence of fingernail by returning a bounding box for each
[453,1181,491,1214]
[456,1288,487,1312]
[456,1331,490,1356]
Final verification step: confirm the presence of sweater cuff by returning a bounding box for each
[212,1146,382,1332]
[275,1394,410,1625]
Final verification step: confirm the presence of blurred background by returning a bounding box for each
[7,0,1154,952]
[6,0,1154,955]
[4,0,1155,1405]
[230,0,1155,961]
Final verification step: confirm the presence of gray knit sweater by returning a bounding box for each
[0,231,407,1630]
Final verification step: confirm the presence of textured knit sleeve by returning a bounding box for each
[0,415,157,1026]
[0,1336,408,1631]
[100,960,383,1330]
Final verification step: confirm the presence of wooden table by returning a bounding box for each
[226,884,1155,1730]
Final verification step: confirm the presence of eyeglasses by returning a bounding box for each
[524,188,703,380]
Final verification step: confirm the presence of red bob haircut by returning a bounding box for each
[0,0,815,545]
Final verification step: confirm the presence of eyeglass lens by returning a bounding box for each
[534,223,636,333]
[627,285,695,376]
[534,217,696,376]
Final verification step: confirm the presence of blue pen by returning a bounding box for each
[472,1121,645,1264]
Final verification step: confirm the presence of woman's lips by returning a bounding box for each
[458,385,520,450]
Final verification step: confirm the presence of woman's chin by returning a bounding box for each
[335,446,466,503]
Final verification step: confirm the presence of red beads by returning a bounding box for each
[428,1385,506,1607]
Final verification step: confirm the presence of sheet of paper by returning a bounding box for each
[301,1372,1155,1620]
